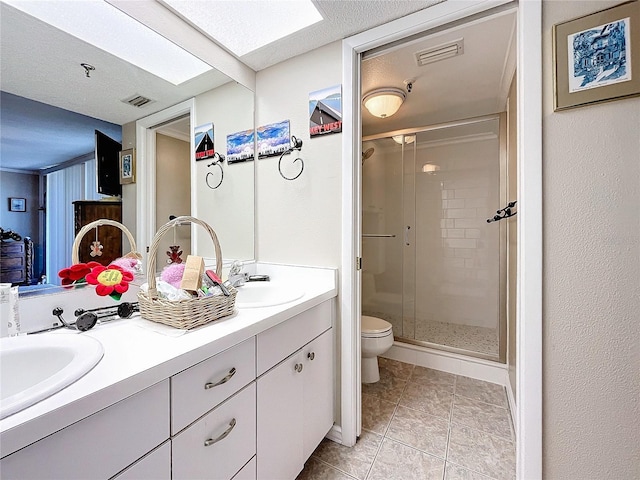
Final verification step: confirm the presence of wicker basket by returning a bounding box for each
[72,219,142,265]
[137,216,237,329]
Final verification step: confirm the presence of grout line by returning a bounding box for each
[445,459,500,480]
[310,456,359,480]
[449,419,515,443]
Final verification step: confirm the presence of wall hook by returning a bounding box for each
[205,152,225,189]
[278,135,304,181]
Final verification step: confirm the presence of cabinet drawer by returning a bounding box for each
[171,337,255,433]
[232,456,256,480]
[173,383,256,480]
[1,243,24,255]
[1,380,170,479]
[257,300,331,376]
[111,441,171,480]
[1,256,25,269]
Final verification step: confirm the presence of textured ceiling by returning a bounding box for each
[362,10,517,136]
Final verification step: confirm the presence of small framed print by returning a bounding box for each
[119,149,136,184]
[9,197,26,212]
[553,1,640,111]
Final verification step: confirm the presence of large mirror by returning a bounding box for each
[0,1,255,295]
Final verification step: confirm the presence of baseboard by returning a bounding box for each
[325,424,343,444]
[383,341,508,386]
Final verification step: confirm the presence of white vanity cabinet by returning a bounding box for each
[0,380,170,480]
[256,302,334,479]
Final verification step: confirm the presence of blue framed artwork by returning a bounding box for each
[194,123,214,161]
[227,129,255,164]
[257,120,290,159]
[553,1,640,110]
[309,85,342,137]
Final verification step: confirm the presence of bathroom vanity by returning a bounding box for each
[0,264,337,480]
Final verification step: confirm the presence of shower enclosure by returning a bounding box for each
[362,115,506,362]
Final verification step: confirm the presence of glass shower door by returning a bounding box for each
[412,118,502,359]
[361,138,404,336]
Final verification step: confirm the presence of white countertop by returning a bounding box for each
[0,264,337,457]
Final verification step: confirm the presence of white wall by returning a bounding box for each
[255,41,342,267]
[194,82,255,262]
[542,1,640,478]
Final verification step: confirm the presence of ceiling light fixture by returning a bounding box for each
[392,135,415,145]
[362,88,406,119]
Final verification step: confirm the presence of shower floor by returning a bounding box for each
[364,309,499,358]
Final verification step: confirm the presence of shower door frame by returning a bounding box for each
[362,114,508,363]
[341,0,542,477]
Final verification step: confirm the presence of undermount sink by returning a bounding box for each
[0,334,104,419]
[235,282,304,309]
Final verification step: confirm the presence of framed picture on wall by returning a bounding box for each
[8,197,26,212]
[553,1,640,111]
[119,149,136,184]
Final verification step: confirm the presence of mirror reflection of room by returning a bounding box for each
[0,1,255,290]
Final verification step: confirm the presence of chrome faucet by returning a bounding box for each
[227,261,248,287]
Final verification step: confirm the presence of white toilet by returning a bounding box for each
[361,315,394,383]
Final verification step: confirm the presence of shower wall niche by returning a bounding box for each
[362,116,506,362]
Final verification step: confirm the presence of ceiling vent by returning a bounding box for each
[122,94,154,108]
[415,38,464,67]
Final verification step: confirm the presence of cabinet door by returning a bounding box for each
[257,351,304,480]
[112,442,171,480]
[302,328,334,460]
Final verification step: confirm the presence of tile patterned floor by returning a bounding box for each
[297,358,515,480]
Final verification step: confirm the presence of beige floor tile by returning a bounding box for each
[386,405,449,458]
[447,424,515,480]
[399,382,453,419]
[367,438,444,480]
[362,369,407,404]
[455,376,508,408]
[410,366,456,391]
[312,431,382,480]
[445,462,495,480]
[296,456,358,480]
[361,393,396,435]
[452,395,512,439]
[378,357,415,380]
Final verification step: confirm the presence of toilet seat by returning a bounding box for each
[362,315,392,338]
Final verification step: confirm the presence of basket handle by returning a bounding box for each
[146,216,223,297]
[72,219,141,265]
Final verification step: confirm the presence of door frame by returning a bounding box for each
[136,98,196,264]
[340,1,542,478]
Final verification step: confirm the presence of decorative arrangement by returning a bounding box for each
[553,1,640,111]
[194,123,215,160]
[278,136,305,181]
[257,120,290,158]
[309,84,342,137]
[119,148,136,184]
[205,152,226,189]
[138,215,237,330]
[8,197,26,212]
[227,129,255,164]
[59,219,142,299]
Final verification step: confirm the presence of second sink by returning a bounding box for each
[235,282,304,309]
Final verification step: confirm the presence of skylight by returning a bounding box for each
[161,0,323,57]
[3,0,212,85]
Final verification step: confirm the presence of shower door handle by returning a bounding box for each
[404,226,411,246]
[362,234,396,238]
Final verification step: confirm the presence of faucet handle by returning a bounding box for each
[229,260,243,276]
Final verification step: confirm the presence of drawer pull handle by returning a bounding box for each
[307,352,315,361]
[204,418,237,447]
[294,363,304,373]
[204,367,237,390]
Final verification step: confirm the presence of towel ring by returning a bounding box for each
[205,152,225,189]
[278,136,304,181]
